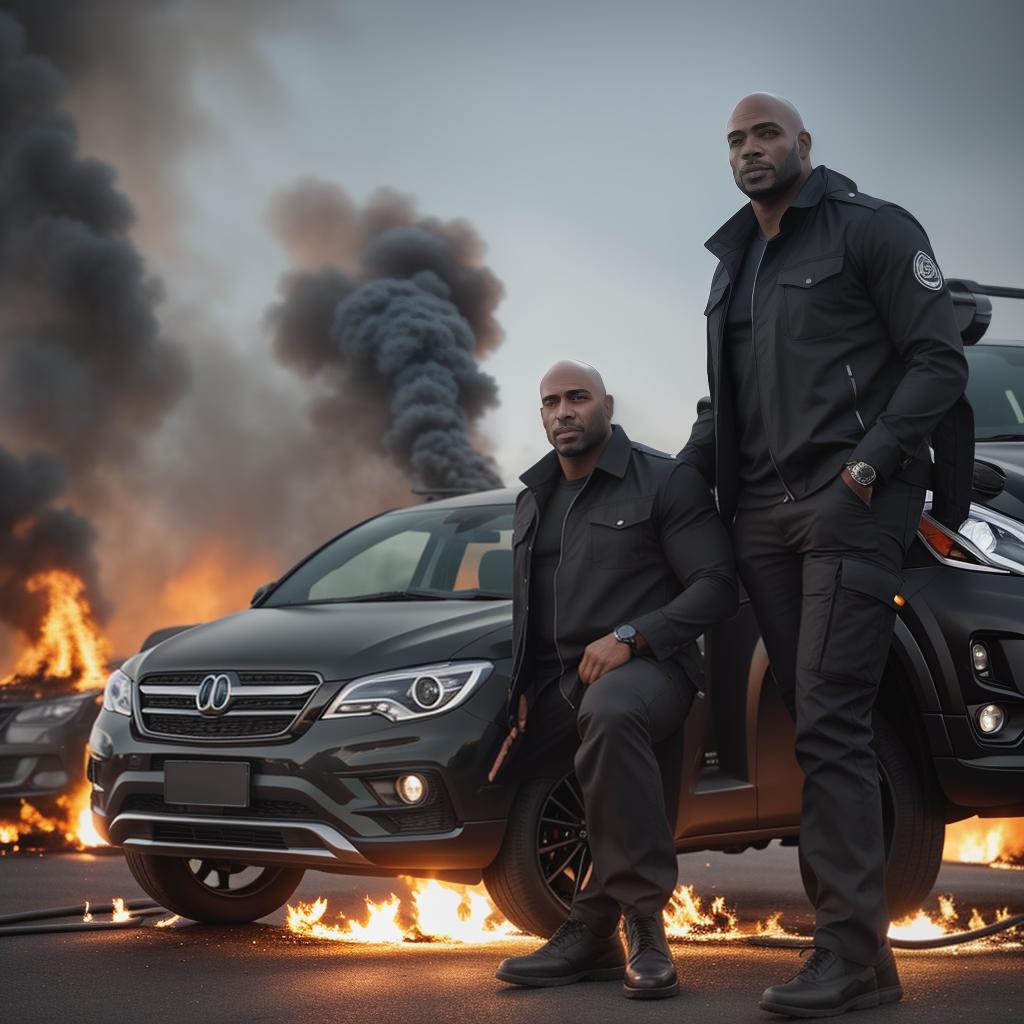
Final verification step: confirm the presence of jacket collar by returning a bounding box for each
[519,423,633,490]
[705,165,858,260]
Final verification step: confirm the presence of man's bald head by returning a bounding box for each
[725,93,812,201]
[538,359,614,464]
[539,359,607,400]
[728,93,805,136]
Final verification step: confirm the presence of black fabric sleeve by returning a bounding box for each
[847,205,969,480]
[632,461,738,661]
[677,379,716,486]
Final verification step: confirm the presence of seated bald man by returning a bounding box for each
[489,361,737,999]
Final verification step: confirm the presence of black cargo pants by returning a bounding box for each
[732,473,926,966]
[510,656,694,935]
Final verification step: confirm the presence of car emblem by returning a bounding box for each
[196,673,233,716]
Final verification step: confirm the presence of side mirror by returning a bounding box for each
[251,581,277,606]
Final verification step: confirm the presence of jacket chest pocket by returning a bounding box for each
[778,255,844,341]
[588,497,656,569]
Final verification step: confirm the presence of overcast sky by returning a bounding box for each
[152,0,1024,484]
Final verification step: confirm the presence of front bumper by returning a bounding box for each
[88,678,515,878]
[902,559,1024,811]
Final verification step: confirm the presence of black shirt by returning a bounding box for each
[725,235,786,508]
[528,473,588,684]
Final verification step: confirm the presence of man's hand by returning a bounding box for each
[487,694,527,783]
[840,466,873,507]
[578,632,634,685]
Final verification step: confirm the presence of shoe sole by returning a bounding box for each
[623,981,679,1000]
[759,992,880,1018]
[877,984,904,1005]
[495,965,625,988]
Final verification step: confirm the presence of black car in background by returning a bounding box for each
[87,281,1024,934]
[1,685,101,814]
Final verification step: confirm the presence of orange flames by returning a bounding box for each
[0,782,106,854]
[287,877,518,944]
[1,570,111,693]
[944,817,1024,868]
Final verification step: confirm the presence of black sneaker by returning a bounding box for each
[495,918,625,988]
[760,947,878,1018]
[622,914,678,1000]
[874,942,903,1005]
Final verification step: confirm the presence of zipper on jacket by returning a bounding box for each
[846,363,866,431]
[750,243,796,502]
[554,474,592,710]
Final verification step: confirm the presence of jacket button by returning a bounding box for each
[804,277,812,285]
[848,192,856,197]
[616,519,624,526]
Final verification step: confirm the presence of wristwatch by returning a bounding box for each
[613,624,638,651]
[845,460,877,487]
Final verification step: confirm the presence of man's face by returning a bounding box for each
[727,107,805,199]
[539,372,612,458]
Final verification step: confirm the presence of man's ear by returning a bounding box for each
[798,130,812,160]
[604,394,614,418]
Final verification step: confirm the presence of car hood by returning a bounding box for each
[136,600,512,682]
[974,442,1024,522]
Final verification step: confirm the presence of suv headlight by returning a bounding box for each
[14,695,89,724]
[919,503,1024,575]
[102,667,133,716]
[323,661,493,722]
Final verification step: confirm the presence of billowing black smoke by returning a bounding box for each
[267,182,505,491]
[334,268,502,490]
[0,450,105,636]
[0,12,187,638]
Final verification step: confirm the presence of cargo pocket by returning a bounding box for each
[779,254,844,340]
[819,558,902,682]
[588,496,655,569]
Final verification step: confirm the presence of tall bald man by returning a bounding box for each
[681,94,970,1016]
[491,361,736,999]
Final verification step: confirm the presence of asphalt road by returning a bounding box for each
[1,844,1021,1024]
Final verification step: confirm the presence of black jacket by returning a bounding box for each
[680,165,972,526]
[508,425,737,724]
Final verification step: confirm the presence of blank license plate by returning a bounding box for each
[164,760,250,808]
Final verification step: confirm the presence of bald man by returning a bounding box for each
[491,361,736,999]
[681,94,970,1016]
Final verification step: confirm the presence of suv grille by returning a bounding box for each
[122,794,317,819]
[137,671,319,741]
[152,821,288,849]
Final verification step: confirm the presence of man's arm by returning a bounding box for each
[847,206,969,480]
[631,461,738,661]
[677,384,716,487]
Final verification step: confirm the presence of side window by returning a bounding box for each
[453,530,513,593]
[308,531,430,601]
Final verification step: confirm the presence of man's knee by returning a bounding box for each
[576,666,648,736]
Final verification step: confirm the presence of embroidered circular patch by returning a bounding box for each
[913,250,943,291]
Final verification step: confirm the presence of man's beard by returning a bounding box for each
[737,143,803,199]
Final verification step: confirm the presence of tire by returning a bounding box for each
[124,850,304,924]
[798,715,945,920]
[483,774,589,937]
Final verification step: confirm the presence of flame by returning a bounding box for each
[155,915,182,928]
[287,878,517,944]
[944,817,1024,867]
[2,571,111,692]
[662,884,741,940]
[888,894,1018,948]
[82,901,93,923]
[0,782,107,852]
[111,897,132,923]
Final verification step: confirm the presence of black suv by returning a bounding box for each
[88,281,1024,934]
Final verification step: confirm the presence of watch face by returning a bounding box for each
[615,624,637,643]
[848,462,876,486]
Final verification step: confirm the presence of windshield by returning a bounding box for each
[265,504,514,606]
[967,345,1024,440]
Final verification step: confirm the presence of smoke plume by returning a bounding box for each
[0,12,186,641]
[267,181,505,491]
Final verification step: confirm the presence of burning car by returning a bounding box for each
[87,280,1024,934]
